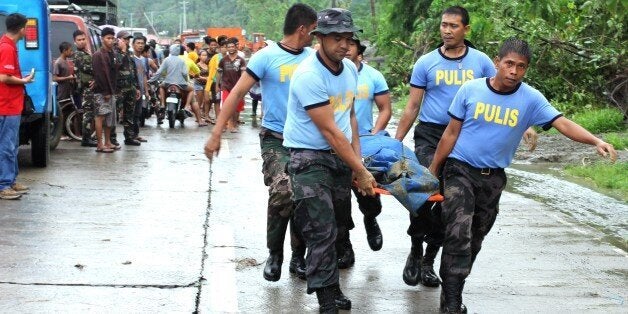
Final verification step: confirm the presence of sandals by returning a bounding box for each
[95,147,114,153]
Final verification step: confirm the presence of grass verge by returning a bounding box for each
[565,161,628,200]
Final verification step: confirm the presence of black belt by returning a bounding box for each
[290,148,337,155]
[418,121,448,131]
[448,158,503,176]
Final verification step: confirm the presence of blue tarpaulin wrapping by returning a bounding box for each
[360,131,439,216]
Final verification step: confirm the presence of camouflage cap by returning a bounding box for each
[310,8,362,35]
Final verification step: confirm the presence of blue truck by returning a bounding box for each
[0,0,62,167]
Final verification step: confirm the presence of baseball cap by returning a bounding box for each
[310,8,362,35]
[116,30,132,39]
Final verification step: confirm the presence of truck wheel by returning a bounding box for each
[31,114,50,167]
[49,103,63,150]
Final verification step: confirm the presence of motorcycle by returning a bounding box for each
[140,80,161,127]
[165,84,186,128]
[60,96,93,141]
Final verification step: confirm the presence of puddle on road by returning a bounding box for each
[506,164,627,252]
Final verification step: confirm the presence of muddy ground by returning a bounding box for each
[514,133,627,164]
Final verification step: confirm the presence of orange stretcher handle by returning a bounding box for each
[369,186,444,202]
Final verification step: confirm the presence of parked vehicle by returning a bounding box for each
[206,27,248,49]
[50,13,102,59]
[0,0,62,167]
[48,0,118,26]
[250,32,266,52]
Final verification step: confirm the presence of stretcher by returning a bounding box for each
[358,132,443,215]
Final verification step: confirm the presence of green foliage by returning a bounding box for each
[376,0,628,112]
[571,108,625,133]
[565,162,628,198]
[603,133,628,150]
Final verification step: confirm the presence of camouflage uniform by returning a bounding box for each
[74,48,94,143]
[116,50,139,141]
[260,129,304,256]
[288,149,352,294]
[439,158,505,283]
[408,123,447,265]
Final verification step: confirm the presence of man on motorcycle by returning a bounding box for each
[147,44,193,115]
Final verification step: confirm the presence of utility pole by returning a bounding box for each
[144,11,158,36]
[128,12,133,28]
[180,1,189,32]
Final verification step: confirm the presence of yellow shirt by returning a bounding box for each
[179,55,200,83]
[187,50,199,63]
[205,53,222,91]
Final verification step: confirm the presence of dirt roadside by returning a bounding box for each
[514,133,627,164]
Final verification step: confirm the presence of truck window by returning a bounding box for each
[50,20,77,59]
[89,27,101,51]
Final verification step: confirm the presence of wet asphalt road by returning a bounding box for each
[0,112,626,313]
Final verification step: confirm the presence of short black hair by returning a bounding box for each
[6,13,27,33]
[354,39,367,55]
[59,41,73,53]
[228,37,238,45]
[442,5,470,26]
[73,30,86,39]
[101,27,115,37]
[283,3,317,35]
[498,37,533,63]
[133,35,146,44]
[217,35,228,46]
[206,37,217,44]
[186,42,196,50]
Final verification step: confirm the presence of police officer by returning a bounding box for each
[339,36,391,268]
[394,6,539,290]
[283,8,376,313]
[115,31,141,146]
[72,30,97,147]
[430,37,616,313]
[205,4,318,282]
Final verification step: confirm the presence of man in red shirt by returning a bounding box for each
[0,13,34,200]
[216,37,246,133]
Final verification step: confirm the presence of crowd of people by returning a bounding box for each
[50,26,258,152]
[202,4,617,314]
[0,4,619,314]
[0,14,265,199]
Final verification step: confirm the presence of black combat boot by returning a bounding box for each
[440,277,467,314]
[364,216,383,251]
[337,239,355,269]
[316,286,339,314]
[420,264,441,287]
[402,237,423,286]
[262,250,283,282]
[420,243,441,287]
[332,284,351,310]
[288,252,306,280]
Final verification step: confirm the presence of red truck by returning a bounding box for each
[206,27,249,49]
